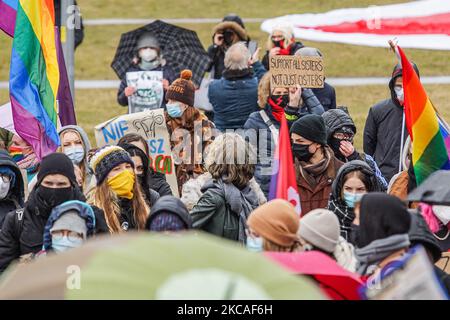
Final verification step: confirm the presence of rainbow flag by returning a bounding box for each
[398,46,450,184]
[9,0,60,159]
[268,114,302,215]
[0,0,17,37]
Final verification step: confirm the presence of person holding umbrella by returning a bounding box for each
[117,32,177,108]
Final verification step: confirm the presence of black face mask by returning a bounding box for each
[36,185,74,215]
[349,223,361,247]
[292,143,314,162]
[272,40,283,48]
[137,174,146,187]
[329,137,342,155]
[269,94,289,109]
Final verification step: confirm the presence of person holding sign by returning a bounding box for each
[165,70,215,196]
[89,146,150,233]
[117,32,177,110]
[261,24,304,71]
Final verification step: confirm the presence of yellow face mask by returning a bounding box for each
[107,169,135,200]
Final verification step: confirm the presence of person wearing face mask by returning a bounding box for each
[328,160,381,243]
[58,125,93,192]
[364,62,420,183]
[322,108,388,191]
[0,153,107,273]
[117,32,177,107]
[41,200,96,254]
[244,72,324,198]
[8,134,39,187]
[89,146,150,233]
[261,24,304,71]
[0,150,24,227]
[290,114,343,215]
[164,70,215,196]
[118,143,160,206]
[246,199,301,253]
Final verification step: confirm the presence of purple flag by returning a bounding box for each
[0,0,17,37]
[55,27,77,126]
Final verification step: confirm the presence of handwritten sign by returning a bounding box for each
[95,109,179,196]
[126,71,164,113]
[269,55,324,89]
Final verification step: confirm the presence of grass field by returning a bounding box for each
[1,0,450,150]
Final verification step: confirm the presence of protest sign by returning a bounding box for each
[269,55,324,89]
[95,109,179,196]
[361,245,448,300]
[126,71,164,113]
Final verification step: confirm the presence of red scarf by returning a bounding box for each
[268,98,284,122]
[278,39,293,55]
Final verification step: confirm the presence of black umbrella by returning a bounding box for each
[111,20,210,87]
[408,170,450,205]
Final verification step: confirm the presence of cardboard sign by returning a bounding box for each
[269,55,324,88]
[361,246,448,300]
[126,71,164,113]
[95,109,179,196]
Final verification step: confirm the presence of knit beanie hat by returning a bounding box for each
[136,32,160,50]
[37,153,77,186]
[166,70,196,107]
[298,209,340,253]
[89,145,134,185]
[50,211,88,240]
[247,199,300,248]
[290,114,327,146]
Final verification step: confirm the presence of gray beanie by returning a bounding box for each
[50,211,88,240]
[298,209,340,253]
[295,47,323,57]
[137,32,160,50]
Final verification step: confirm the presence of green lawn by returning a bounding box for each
[1,0,450,152]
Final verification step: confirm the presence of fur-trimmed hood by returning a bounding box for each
[213,21,249,42]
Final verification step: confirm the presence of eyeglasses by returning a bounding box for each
[333,132,354,141]
[51,231,83,242]
[0,174,11,183]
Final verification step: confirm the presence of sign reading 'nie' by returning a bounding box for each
[269,55,325,89]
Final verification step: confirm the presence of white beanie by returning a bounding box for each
[298,209,340,253]
[271,24,294,40]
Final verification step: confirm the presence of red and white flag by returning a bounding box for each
[261,0,450,50]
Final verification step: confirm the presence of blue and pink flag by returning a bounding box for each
[0,0,17,37]
[268,115,302,215]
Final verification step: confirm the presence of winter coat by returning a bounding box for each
[42,200,96,252]
[322,108,388,190]
[148,169,173,197]
[208,62,267,131]
[180,172,267,211]
[295,147,344,215]
[363,64,410,182]
[0,187,107,273]
[165,107,215,196]
[190,179,259,242]
[207,21,250,79]
[311,82,337,112]
[117,64,177,107]
[117,198,142,231]
[244,96,325,197]
[328,160,381,241]
[0,151,25,227]
[261,41,304,70]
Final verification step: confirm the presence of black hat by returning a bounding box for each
[37,153,77,186]
[290,114,327,145]
[222,14,245,29]
[145,196,192,231]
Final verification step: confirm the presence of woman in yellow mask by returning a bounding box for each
[89,146,149,233]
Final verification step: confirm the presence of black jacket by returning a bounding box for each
[0,187,107,273]
[261,41,304,70]
[312,82,336,112]
[148,169,173,197]
[0,151,24,228]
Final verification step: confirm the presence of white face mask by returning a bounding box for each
[139,48,158,62]
[394,86,404,103]
[432,205,450,226]
[0,179,10,200]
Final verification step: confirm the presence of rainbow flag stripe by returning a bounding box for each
[399,46,450,184]
[0,0,17,37]
[9,0,60,159]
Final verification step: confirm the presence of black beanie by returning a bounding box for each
[358,193,411,248]
[37,153,77,186]
[290,114,327,145]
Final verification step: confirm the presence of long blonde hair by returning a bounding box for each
[91,178,149,233]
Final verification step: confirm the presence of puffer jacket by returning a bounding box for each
[328,160,381,240]
[0,150,24,228]
[323,109,388,190]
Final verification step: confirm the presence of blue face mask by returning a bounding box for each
[52,236,84,253]
[246,236,264,252]
[166,102,185,118]
[343,192,364,208]
[64,146,85,165]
